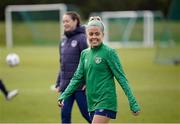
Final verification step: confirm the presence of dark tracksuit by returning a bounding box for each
[0,79,8,97]
[56,26,91,123]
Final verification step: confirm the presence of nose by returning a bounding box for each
[92,35,96,38]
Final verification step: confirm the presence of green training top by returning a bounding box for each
[58,43,140,112]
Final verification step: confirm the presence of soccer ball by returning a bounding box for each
[6,53,20,67]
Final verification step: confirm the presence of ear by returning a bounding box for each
[74,19,78,27]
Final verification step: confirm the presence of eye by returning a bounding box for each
[63,20,69,24]
[89,32,94,36]
[88,32,100,36]
[95,32,100,36]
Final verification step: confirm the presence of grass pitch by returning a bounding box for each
[0,46,180,123]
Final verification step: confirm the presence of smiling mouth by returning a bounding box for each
[90,39,99,42]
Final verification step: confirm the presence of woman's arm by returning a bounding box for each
[58,51,85,101]
[107,49,140,113]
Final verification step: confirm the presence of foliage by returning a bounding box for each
[0,0,172,20]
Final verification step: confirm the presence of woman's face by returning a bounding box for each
[62,14,77,32]
[86,26,104,48]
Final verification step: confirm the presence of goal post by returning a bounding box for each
[5,4,67,48]
[153,11,180,65]
[101,11,154,47]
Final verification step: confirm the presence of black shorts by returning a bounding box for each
[89,109,117,120]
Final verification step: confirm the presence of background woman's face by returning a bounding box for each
[86,26,104,48]
[62,14,77,32]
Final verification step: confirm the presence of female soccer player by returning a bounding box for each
[0,79,18,100]
[58,16,140,124]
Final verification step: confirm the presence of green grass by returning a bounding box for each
[0,46,180,123]
[0,21,60,46]
[1,20,180,46]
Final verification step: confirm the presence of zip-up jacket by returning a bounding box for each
[58,43,140,112]
[56,26,88,92]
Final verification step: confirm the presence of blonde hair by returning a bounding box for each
[89,16,102,22]
[87,16,104,32]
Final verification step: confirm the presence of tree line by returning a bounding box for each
[0,0,172,20]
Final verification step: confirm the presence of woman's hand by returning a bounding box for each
[58,100,64,108]
[132,111,140,116]
[55,86,61,93]
[81,85,86,91]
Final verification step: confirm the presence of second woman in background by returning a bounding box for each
[55,12,91,123]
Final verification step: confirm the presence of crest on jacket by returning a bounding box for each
[95,56,102,64]
[71,40,78,47]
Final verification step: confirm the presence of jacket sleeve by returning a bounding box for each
[77,34,87,87]
[55,42,62,88]
[107,49,140,112]
[58,51,85,101]
[79,34,88,52]
[55,72,61,88]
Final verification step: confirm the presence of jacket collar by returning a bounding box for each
[64,26,85,38]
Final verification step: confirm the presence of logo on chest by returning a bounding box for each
[95,56,102,64]
[71,40,78,47]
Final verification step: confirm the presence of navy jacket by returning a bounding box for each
[56,26,88,92]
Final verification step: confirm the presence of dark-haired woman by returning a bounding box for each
[55,12,91,123]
